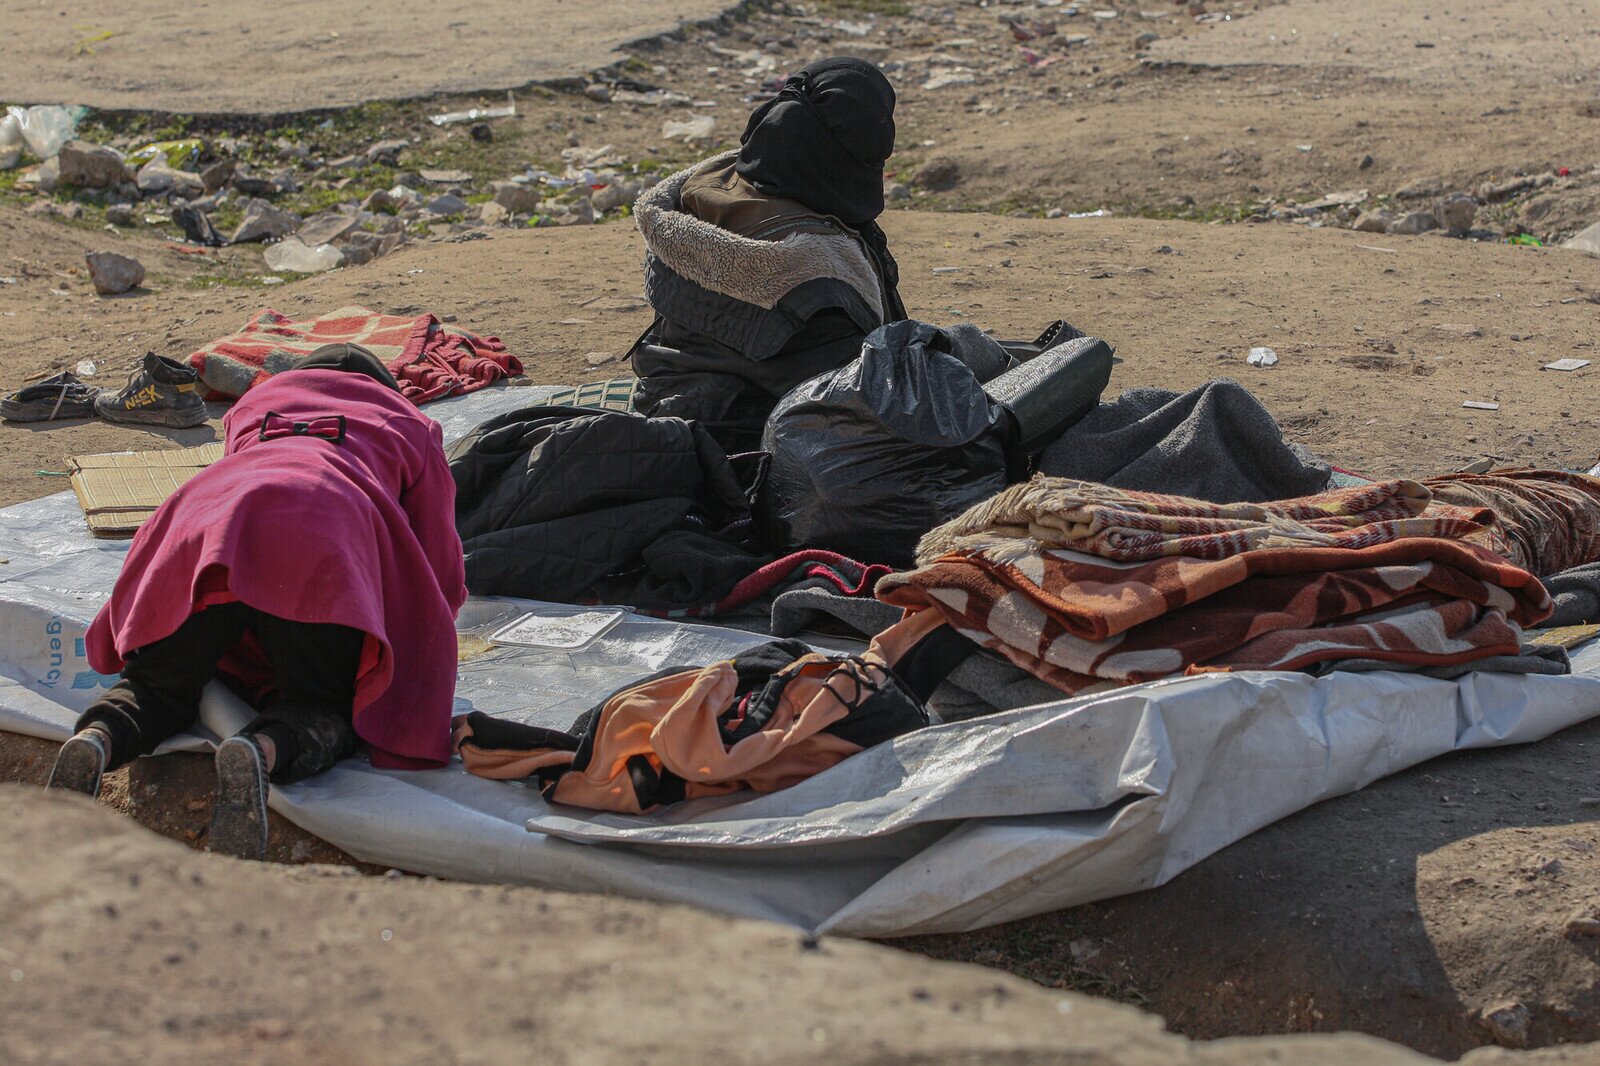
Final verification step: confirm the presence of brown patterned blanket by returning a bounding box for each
[880,474,1573,694]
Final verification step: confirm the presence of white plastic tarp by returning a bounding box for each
[1,385,1597,937]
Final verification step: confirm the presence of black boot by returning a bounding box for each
[94,351,208,428]
[47,728,110,798]
[209,733,270,861]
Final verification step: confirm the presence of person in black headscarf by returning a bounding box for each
[628,57,909,454]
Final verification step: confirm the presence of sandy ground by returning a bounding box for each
[5,783,1597,1066]
[0,0,736,113]
[1148,0,1600,87]
[3,203,1597,505]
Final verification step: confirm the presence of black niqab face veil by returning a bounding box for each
[735,57,896,227]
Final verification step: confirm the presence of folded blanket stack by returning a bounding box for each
[878,475,1566,694]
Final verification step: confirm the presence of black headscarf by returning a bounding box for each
[292,342,401,392]
[736,57,907,322]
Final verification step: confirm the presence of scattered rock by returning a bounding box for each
[1477,173,1553,203]
[1358,154,1374,170]
[366,139,409,166]
[296,211,362,247]
[923,71,977,91]
[230,197,300,243]
[420,168,473,185]
[230,168,281,198]
[1387,210,1439,236]
[585,350,621,367]
[31,158,60,195]
[1303,189,1368,210]
[493,183,541,214]
[479,202,511,227]
[424,193,470,217]
[887,183,911,202]
[1566,907,1600,938]
[1437,193,1477,237]
[1354,208,1396,233]
[173,204,225,247]
[584,83,613,104]
[1479,1002,1531,1049]
[84,251,146,295]
[469,123,493,144]
[1135,31,1159,47]
[917,156,963,191]
[1045,207,1065,219]
[340,230,402,266]
[1396,177,1445,200]
[105,203,136,227]
[362,188,402,214]
[591,183,635,214]
[263,237,343,274]
[136,160,206,199]
[556,200,597,226]
[1563,221,1600,256]
[200,158,236,192]
[56,141,130,188]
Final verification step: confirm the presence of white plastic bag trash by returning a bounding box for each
[1246,346,1279,367]
[662,115,716,142]
[0,111,23,169]
[7,104,79,161]
[263,237,344,273]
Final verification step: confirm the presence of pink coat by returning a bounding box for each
[86,369,468,768]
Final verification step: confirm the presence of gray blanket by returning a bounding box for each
[1544,561,1600,628]
[1037,378,1332,503]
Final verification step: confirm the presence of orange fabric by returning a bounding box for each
[451,717,577,780]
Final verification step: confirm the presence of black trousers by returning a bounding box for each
[77,602,365,784]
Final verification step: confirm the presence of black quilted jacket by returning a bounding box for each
[447,406,762,605]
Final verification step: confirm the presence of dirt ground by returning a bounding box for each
[3,0,1600,1059]
[3,201,1597,500]
[0,0,736,113]
[13,784,1600,1066]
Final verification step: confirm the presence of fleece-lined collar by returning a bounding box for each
[634,151,884,316]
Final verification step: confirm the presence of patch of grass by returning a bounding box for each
[186,272,310,289]
[815,0,910,16]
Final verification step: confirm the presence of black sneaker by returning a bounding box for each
[0,371,102,422]
[94,352,208,428]
[47,729,109,798]
[209,734,270,861]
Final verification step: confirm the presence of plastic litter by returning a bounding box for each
[0,111,22,170]
[1246,346,1279,367]
[1544,358,1591,372]
[126,138,205,170]
[1068,208,1108,218]
[430,95,516,127]
[1463,400,1500,411]
[6,104,79,162]
[262,237,344,274]
[661,114,716,142]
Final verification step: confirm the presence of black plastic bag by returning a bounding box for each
[756,321,1011,566]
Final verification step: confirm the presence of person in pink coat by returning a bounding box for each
[48,343,468,859]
